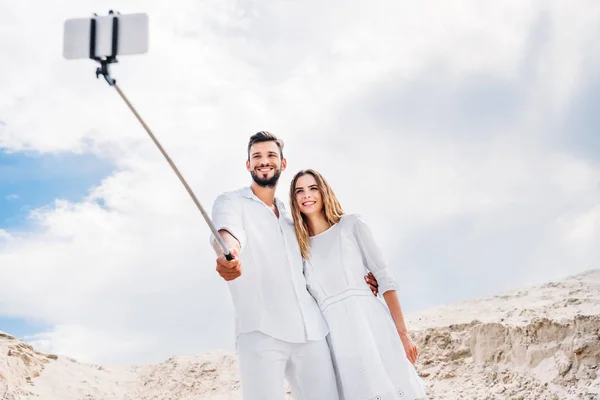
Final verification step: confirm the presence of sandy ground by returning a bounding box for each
[1,269,599,399]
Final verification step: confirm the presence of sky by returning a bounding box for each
[1,0,599,365]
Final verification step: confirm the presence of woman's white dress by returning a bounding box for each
[305,214,427,400]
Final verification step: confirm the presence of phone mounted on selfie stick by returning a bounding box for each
[63,10,234,261]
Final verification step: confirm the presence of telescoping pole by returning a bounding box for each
[88,11,233,260]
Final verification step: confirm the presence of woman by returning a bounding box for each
[289,169,427,400]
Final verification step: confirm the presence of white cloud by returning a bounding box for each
[1,0,599,364]
[557,204,600,263]
[5,194,19,200]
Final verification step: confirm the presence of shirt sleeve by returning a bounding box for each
[351,214,397,294]
[210,192,246,250]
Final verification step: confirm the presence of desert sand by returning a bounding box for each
[1,269,599,399]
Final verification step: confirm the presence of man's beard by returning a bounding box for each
[251,167,282,188]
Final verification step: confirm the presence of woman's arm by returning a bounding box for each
[351,214,419,364]
[383,290,409,334]
[383,290,418,364]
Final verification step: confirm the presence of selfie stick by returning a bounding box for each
[89,11,233,260]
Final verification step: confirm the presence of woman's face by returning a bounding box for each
[294,174,323,217]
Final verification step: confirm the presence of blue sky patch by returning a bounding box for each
[0,316,49,340]
[0,150,115,231]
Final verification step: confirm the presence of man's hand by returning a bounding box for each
[216,248,241,281]
[364,272,379,296]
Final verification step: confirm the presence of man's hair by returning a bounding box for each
[247,131,284,159]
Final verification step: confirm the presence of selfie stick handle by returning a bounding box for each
[90,11,234,261]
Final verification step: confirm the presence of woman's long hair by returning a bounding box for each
[289,169,344,260]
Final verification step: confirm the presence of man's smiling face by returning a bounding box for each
[246,140,286,188]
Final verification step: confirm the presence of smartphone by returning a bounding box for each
[63,12,149,60]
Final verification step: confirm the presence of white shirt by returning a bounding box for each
[210,187,329,343]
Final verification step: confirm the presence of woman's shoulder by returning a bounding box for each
[339,213,367,229]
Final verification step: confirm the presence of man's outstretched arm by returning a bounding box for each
[211,193,245,282]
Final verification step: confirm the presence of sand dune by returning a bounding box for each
[1,269,599,399]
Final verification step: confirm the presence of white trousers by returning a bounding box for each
[237,331,340,400]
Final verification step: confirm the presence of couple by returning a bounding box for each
[211,131,427,400]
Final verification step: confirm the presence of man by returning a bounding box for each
[211,131,377,399]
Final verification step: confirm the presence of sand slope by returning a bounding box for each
[1,269,599,399]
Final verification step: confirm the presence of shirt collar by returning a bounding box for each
[241,186,287,211]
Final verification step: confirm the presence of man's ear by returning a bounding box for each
[246,159,251,172]
[281,157,287,171]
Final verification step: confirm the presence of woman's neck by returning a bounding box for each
[306,213,331,237]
